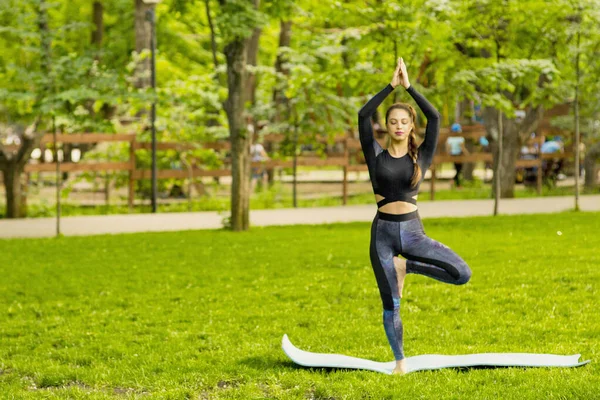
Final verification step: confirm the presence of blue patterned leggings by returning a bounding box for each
[369,210,471,360]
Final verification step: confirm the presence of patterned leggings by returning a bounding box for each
[369,210,471,360]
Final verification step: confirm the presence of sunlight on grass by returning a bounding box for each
[0,212,598,398]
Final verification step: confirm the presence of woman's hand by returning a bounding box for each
[390,59,402,89]
[390,57,410,89]
[398,57,410,89]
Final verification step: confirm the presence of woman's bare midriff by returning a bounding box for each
[375,194,418,214]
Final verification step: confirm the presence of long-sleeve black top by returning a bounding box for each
[357,84,440,205]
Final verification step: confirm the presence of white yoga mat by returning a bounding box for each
[282,334,590,375]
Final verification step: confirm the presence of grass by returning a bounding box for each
[0,211,598,398]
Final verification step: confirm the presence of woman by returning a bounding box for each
[358,57,471,375]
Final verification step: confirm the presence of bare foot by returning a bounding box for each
[393,256,407,298]
[392,359,407,375]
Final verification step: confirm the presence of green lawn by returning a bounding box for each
[0,212,598,398]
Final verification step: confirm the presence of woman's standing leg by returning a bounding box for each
[369,215,406,373]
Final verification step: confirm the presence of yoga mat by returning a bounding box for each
[282,334,590,374]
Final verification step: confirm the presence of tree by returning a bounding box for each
[0,0,136,218]
[214,0,266,231]
[0,122,40,218]
[450,0,570,198]
[134,0,155,90]
[267,0,294,186]
[0,0,50,218]
[584,142,600,189]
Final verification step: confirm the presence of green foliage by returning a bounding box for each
[452,60,561,115]
[3,0,600,217]
[262,0,296,19]
[0,0,144,133]
[1,0,599,141]
[215,0,268,42]
[2,0,598,142]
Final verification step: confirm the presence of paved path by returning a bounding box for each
[1,195,598,239]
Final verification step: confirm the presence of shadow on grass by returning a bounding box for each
[239,355,361,375]
[449,363,590,374]
[239,355,292,371]
[241,355,589,375]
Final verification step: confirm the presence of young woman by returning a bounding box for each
[357,57,472,374]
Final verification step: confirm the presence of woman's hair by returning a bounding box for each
[385,103,422,187]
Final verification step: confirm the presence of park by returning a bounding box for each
[1,0,599,398]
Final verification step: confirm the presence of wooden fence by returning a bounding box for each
[2,125,579,207]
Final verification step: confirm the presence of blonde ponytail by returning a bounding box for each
[408,130,422,187]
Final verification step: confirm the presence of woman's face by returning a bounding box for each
[387,108,413,143]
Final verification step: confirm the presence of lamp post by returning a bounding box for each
[143,0,160,212]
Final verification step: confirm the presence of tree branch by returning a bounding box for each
[518,104,544,142]
[205,0,219,70]
[16,119,41,169]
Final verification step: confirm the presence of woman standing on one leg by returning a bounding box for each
[358,58,472,375]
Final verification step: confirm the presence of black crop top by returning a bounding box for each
[357,84,440,208]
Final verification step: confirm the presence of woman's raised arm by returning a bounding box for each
[405,85,440,170]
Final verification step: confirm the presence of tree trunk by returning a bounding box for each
[244,2,261,197]
[2,164,25,218]
[462,105,475,181]
[584,141,600,189]
[268,19,292,186]
[1,122,40,218]
[456,99,475,180]
[92,1,116,121]
[205,0,219,70]
[38,0,51,76]
[204,0,223,187]
[225,39,250,231]
[484,106,544,198]
[273,20,292,112]
[2,1,49,218]
[244,1,261,107]
[134,0,153,89]
[92,1,103,47]
[62,143,71,182]
[494,116,519,198]
[462,140,475,181]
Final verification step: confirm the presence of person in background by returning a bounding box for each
[540,136,565,183]
[473,103,483,123]
[518,135,539,185]
[530,132,541,154]
[479,135,490,151]
[445,123,470,188]
[540,135,564,154]
[250,126,271,192]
